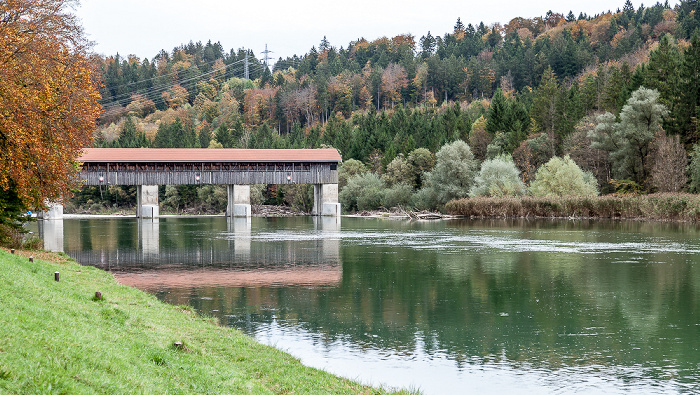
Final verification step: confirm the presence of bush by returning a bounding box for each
[338,159,367,190]
[529,155,599,197]
[0,223,24,249]
[608,179,644,196]
[381,183,414,209]
[411,187,439,211]
[339,172,385,212]
[469,155,526,197]
[423,140,478,206]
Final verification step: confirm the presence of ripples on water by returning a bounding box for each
[52,217,700,394]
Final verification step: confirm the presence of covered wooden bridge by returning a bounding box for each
[69,148,342,218]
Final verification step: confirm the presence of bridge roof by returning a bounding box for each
[79,148,342,163]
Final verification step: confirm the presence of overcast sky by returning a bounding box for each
[75,0,676,67]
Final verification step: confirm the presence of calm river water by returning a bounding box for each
[37,216,700,394]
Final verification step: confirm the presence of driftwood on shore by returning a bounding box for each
[351,208,445,220]
[252,205,305,217]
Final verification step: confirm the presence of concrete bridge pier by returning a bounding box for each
[227,185,251,217]
[137,185,159,218]
[40,201,64,220]
[313,184,340,216]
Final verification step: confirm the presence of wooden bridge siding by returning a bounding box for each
[79,163,338,186]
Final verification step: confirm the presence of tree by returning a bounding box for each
[382,154,415,187]
[117,116,149,148]
[486,89,508,135]
[677,33,700,145]
[380,63,408,108]
[422,140,479,205]
[0,0,101,217]
[688,144,700,192]
[590,87,668,188]
[406,148,435,189]
[643,34,681,130]
[650,132,688,192]
[468,116,492,161]
[469,155,526,197]
[562,116,612,188]
[531,67,559,155]
[338,159,368,189]
[529,156,599,197]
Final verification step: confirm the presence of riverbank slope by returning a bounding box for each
[0,249,406,394]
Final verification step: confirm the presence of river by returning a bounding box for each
[35,216,700,394]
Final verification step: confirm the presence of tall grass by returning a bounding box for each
[445,193,700,221]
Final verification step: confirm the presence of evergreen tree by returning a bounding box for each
[486,89,508,135]
[644,34,682,134]
[117,116,138,147]
[678,33,700,145]
[532,67,559,154]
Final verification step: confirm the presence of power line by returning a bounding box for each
[98,45,278,109]
[101,53,234,96]
[100,57,247,105]
[99,57,263,107]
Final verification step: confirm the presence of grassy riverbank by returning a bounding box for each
[0,249,407,394]
[446,193,700,221]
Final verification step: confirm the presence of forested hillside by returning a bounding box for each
[81,0,700,213]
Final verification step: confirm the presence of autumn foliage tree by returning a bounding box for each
[380,63,408,108]
[0,0,101,227]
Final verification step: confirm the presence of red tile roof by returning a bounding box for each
[79,148,342,163]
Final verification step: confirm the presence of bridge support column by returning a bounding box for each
[40,201,63,220]
[313,184,340,216]
[227,185,251,217]
[137,185,159,218]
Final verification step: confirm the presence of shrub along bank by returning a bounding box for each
[0,249,408,394]
[445,193,700,222]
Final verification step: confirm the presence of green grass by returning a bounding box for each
[0,249,411,394]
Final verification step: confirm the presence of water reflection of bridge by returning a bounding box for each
[43,217,342,288]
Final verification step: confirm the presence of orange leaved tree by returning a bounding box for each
[0,0,101,220]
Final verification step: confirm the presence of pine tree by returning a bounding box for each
[486,89,508,135]
[532,67,559,155]
[678,33,700,146]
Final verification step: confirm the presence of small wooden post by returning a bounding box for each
[54,272,59,282]
[29,256,33,262]
[10,249,14,254]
